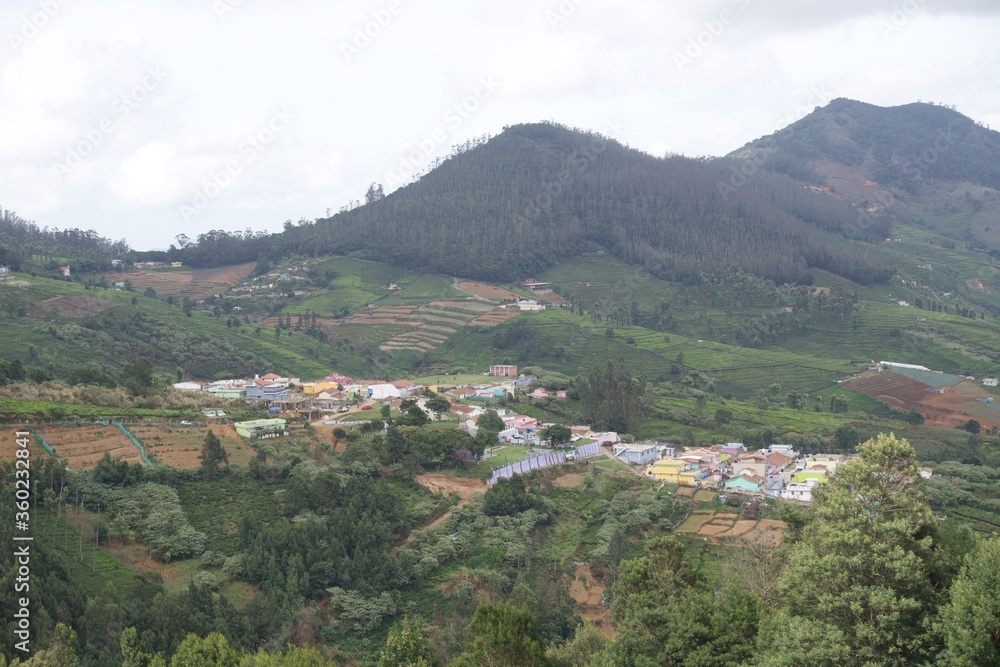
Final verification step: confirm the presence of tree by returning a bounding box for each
[482,474,534,517]
[121,357,154,395]
[120,627,152,667]
[169,632,239,667]
[958,419,981,434]
[477,410,505,434]
[200,431,228,480]
[714,408,733,425]
[398,401,429,427]
[770,433,937,666]
[426,393,451,419]
[378,615,436,667]
[365,182,385,204]
[546,623,608,667]
[451,603,551,667]
[15,622,80,666]
[940,535,1000,665]
[542,425,571,446]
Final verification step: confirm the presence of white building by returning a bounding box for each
[983,378,999,387]
[367,383,401,400]
[172,382,203,391]
[780,479,819,503]
[879,361,931,372]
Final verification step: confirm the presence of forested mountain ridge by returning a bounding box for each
[271,122,892,285]
[728,98,1000,250]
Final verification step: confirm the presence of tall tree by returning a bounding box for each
[200,431,229,481]
[378,615,437,667]
[940,535,1000,666]
[450,603,551,667]
[764,433,937,666]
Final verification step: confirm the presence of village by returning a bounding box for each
[167,361,928,503]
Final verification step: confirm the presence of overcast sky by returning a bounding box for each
[2,0,999,250]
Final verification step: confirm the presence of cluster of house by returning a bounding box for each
[171,366,590,443]
[609,441,933,503]
[227,264,314,301]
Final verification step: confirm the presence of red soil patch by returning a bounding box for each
[674,486,696,497]
[0,426,46,463]
[533,290,566,304]
[106,262,255,299]
[127,423,255,468]
[849,373,934,407]
[36,295,115,317]
[552,473,585,488]
[415,474,486,502]
[851,374,998,429]
[468,308,522,327]
[34,424,144,470]
[456,280,520,302]
[568,565,615,638]
[809,159,897,212]
[718,519,757,538]
[745,519,785,547]
[967,278,995,295]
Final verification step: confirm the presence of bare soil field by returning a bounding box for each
[468,308,522,327]
[849,372,933,407]
[568,565,615,638]
[851,374,998,429]
[534,290,567,304]
[718,519,757,538]
[552,473,585,488]
[415,474,487,502]
[127,423,256,468]
[36,295,115,318]
[34,424,143,469]
[107,262,255,299]
[967,278,995,295]
[0,426,46,463]
[675,509,785,545]
[674,486,696,497]
[809,159,897,210]
[456,280,521,301]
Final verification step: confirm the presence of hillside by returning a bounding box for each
[728,98,1000,251]
[268,122,890,285]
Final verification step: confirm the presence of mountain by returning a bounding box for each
[727,98,1000,250]
[271,122,891,285]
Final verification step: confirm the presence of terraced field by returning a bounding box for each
[33,424,144,469]
[380,301,495,352]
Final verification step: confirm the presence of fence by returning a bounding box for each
[28,428,69,471]
[487,442,602,485]
[111,420,154,466]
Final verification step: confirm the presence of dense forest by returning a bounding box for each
[0,208,131,272]
[265,122,891,285]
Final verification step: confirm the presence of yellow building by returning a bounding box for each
[678,469,704,487]
[645,459,686,484]
[302,380,340,395]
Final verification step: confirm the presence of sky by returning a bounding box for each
[2,0,999,251]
